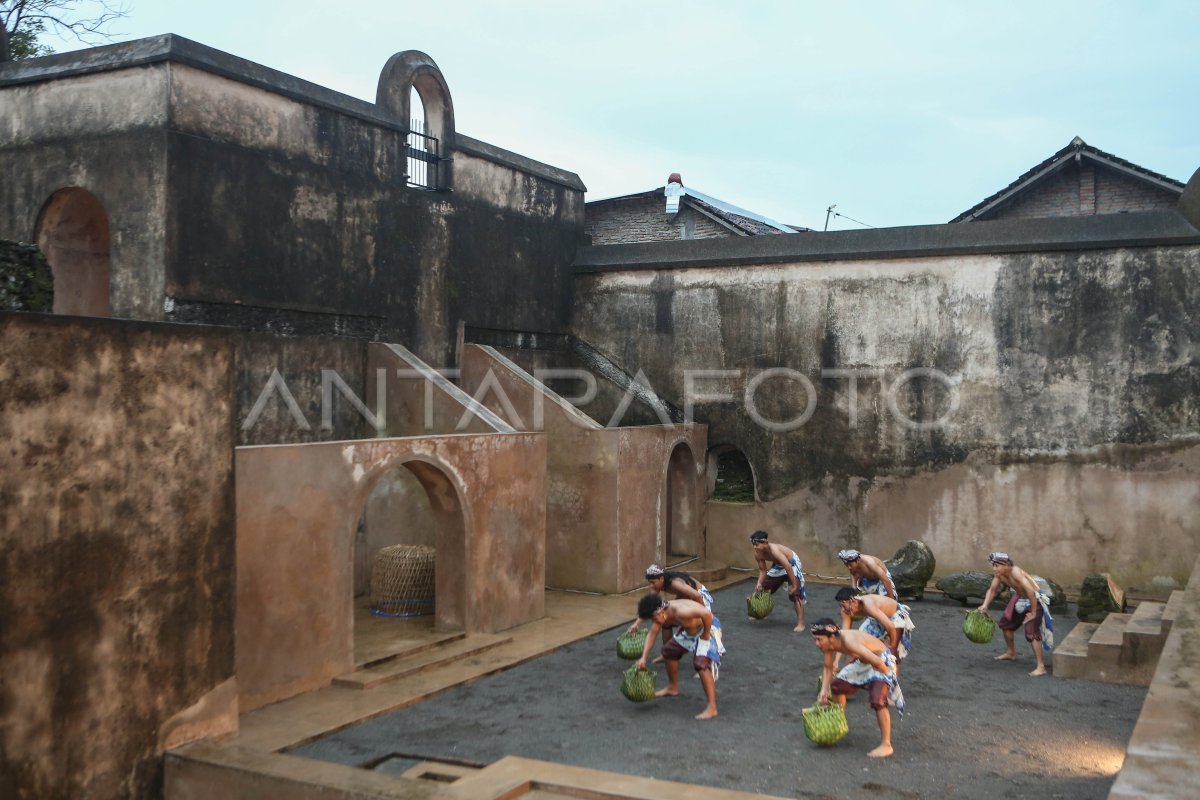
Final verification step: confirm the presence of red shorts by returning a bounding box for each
[831,677,889,710]
[661,638,713,673]
[998,594,1043,642]
[761,574,806,602]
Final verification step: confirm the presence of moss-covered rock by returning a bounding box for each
[885,540,936,599]
[1077,573,1125,622]
[0,239,53,312]
[937,570,1008,606]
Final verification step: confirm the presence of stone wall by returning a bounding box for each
[572,218,1200,587]
[0,313,237,798]
[586,195,736,244]
[0,37,585,367]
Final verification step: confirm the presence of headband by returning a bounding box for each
[837,549,861,563]
[644,564,665,578]
[749,531,769,543]
[988,552,1013,565]
[809,622,840,637]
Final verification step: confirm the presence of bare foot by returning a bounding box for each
[793,625,806,632]
[655,687,679,698]
[695,708,718,720]
[994,653,1017,661]
[867,744,894,758]
[1029,666,1047,676]
[651,655,664,664]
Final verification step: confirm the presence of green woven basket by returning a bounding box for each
[802,703,849,745]
[963,608,997,644]
[616,629,648,660]
[620,665,657,702]
[747,590,774,619]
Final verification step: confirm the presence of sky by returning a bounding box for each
[37,1,1200,230]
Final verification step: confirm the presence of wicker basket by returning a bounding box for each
[369,544,435,617]
[616,629,648,660]
[621,665,657,702]
[962,608,996,644]
[747,590,774,619]
[802,702,849,745]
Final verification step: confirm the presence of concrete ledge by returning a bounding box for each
[574,210,1200,272]
[1108,555,1200,799]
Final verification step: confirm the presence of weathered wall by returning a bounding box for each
[585,195,735,245]
[235,433,546,711]
[0,64,169,319]
[572,240,1200,587]
[0,313,237,798]
[459,345,706,592]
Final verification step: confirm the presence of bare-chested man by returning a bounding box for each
[836,549,897,599]
[628,564,723,664]
[977,551,1055,676]
[750,530,806,631]
[812,619,905,758]
[635,594,723,720]
[835,587,914,674]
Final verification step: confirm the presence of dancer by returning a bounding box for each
[976,552,1054,676]
[836,549,897,599]
[835,587,914,673]
[812,618,904,758]
[635,594,723,720]
[750,530,806,630]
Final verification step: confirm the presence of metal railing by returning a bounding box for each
[406,118,440,190]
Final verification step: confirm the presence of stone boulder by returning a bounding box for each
[936,571,1006,606]
[885,540,936,600]
[1077,573,1126,622]
[1031,575,1069,614]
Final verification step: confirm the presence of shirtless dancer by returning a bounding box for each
[750,530,806,631]
[635,594,723,719]
[977,551,1055,676]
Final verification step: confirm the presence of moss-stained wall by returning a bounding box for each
[572,245,1200,586]
[0,313,237,798]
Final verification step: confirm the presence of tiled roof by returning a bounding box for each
[587,185,808,234]
[950,137,1185,223]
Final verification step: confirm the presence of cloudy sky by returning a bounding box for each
[41,1,1200,230]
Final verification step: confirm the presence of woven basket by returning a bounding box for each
[620,665,657,702]
[616,629,648,660]
[369,544,435,617]
[802,703,849,745]
[747,590,774,619]
[962,609,996,644]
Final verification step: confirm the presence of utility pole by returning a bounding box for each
[824,204,837,231]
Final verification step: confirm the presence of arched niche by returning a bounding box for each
[707,445,757,503]
[35,187,112,317]
[664,440,702,559]
[353,456,468,632]
[377,50,455,189]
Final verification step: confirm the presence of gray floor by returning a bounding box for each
[293,581,1146,799]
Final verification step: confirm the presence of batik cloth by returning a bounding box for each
[764,553,807,601]
[860,603,915,659]
[834,651,905,716]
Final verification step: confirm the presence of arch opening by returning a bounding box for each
[352,459,468,663]
[707,445,756,503]
[35,187,112,317]
[664,442,701,559]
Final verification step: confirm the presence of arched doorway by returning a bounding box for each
[664,442,701,559]
[35,188,112,317]
[352,458,468,662]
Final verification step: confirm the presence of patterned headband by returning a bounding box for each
[837,549,861,563]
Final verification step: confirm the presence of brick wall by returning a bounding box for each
[585,195,739,244]
[979,162,1179,221]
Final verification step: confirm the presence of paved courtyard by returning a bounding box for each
[293,580,1146,799]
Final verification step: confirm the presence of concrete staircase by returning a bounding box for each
[1053,591,1181,685]
[670,558,729,586]
[334,633,513,690]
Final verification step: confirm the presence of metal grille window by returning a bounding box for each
[406,118,440,190]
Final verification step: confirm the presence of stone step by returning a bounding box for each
[334,633,513,690]
[1050,621,1098,680]
[399,760,481,783]
[355,631,466,669]
[666,557,728,585]
[1162,590,1183,636]
[1086,611,1131,662]
[1123,600,1167,655]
